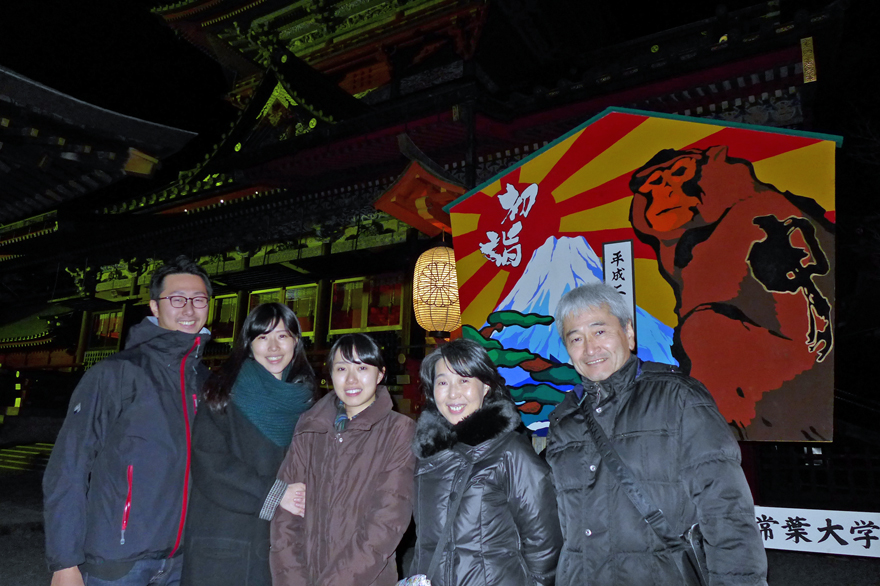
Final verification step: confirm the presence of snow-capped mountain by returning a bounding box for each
[494,235,603,364]
[489,235,676,390]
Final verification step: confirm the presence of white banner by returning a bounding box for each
[754,506,880,558]
[602,240,635,325]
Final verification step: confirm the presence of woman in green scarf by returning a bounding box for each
[182,303,317,586]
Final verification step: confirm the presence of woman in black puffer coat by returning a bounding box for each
[410,338,562,586]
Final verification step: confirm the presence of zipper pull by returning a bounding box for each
[120,529,126,545]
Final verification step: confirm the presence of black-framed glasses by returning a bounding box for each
[159,296,210,309]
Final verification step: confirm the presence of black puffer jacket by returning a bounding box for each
[411,396,562,586]
[546,357,767,586]
[43,317,209,571]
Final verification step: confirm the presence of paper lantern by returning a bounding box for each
[413,245,461,337]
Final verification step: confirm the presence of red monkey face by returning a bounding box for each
[635,155,703,232]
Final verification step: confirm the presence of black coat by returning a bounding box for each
[43,318,208,571]
[410,396,562,586]
[546,358,767,586]
[181,401,288,586]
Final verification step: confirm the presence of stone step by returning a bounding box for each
[0,443,54,472]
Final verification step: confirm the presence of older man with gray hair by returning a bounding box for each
[546,282,767,586]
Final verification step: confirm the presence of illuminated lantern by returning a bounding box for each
[413,245,461,337]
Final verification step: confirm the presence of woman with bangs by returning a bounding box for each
[409,338,562,586]
[182,302,317,586]
[270,333,416,586]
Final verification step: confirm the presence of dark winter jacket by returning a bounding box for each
[43,317,209,572]
[181,399,293,586]
[410,396,562,586]
[270,386,416,586]
[546,357,767,586]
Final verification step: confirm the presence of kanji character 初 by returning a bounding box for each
[817,518,848,546]
[497,183,538,223]
[756,514,780,541]
[782,516,811,544]
[850,520,879,549]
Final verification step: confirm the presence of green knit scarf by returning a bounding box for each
[231,358,313,447]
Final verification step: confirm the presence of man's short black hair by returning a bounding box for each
[149,255,212,300]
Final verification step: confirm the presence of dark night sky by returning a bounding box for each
[0,0,234,137]
[0,0,239,195]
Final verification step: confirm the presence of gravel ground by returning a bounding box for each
[0,525,51,586]
[0,470,50,586]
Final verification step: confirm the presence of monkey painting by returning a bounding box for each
[629,145,834,441]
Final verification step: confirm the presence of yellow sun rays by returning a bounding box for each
[752,141,836,212]
[559,196,634,233]
[552,117,721,203]
[450,212,481,238]
[519,130,585,186]
[460,270,509,328]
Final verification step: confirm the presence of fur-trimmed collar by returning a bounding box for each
[413,396,522,459]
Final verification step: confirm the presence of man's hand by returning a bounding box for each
[50,567,84,586]
[280,482,305,517]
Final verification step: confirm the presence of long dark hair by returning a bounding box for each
[204,303,317,411]
[419,338,509,409]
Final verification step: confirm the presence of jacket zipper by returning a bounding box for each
[169,336,200,558]
[120,464,133,545]
[192,393,198,414]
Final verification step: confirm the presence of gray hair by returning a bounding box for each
[554,282,633,339]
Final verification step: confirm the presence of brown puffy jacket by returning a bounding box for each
[270,386,416,586]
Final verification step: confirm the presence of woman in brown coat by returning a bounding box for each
[270,333,416,586]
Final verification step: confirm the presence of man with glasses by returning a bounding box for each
[44,256,212,586]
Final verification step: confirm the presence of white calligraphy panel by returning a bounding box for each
[603,240,635,325]
[755,506,880,558]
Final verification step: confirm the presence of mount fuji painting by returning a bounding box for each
[463,235,675,434]
[447,109,836,441]
[493,235,675,370]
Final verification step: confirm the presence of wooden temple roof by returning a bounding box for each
[102,43,822,220]
[136,0,839,208]
[0,0,846,303]
[0,304,75,351]
[153,0,490,91]
[0,66,197,227]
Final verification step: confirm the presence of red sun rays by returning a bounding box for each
[452,111,823,318]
